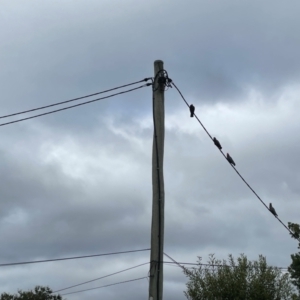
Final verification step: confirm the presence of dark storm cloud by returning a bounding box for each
[1,0,300,118]
[1,1,300,300]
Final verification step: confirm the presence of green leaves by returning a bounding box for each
[0,286,62,300]
[183,254,294,300]
[288,222,300,294]
[288,222,300,243]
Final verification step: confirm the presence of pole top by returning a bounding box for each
[154,60,164,73]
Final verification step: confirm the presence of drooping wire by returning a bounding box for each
[0,248,150,267]
[60,277,148,296]
[163,252,185,271]
[0,78,152,120]
[171,81,299,242]
[53,262,149,293]
[0,84,150,127]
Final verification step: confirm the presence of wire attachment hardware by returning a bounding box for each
[153,69,172,91]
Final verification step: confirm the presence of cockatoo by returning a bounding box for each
[269,203,278,217]
[189,104,195,117]
[226,153,235,166]
[213,137,222,150]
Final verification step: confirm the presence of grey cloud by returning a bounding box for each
[1,1,300,300]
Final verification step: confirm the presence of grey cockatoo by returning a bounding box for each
[226,153,236,166]
[269,203,278,217]
[213,137,222,150]
[189,104,195,117]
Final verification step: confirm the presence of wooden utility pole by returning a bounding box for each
[149,60,165,300]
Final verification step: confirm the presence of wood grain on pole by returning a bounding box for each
[149,60,165,300]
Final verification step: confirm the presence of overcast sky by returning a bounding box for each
[1,1,300,299]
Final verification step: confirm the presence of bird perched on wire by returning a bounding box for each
[213,137,222,150]
[269,203,278,217]
[226,153,236,166]
[189,104,195,117]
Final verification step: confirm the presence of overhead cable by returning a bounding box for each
[171,81,299,242]
[0,78,151,119]
[0,84,151,127]
[163,252,185,271]
[53,262,149,293]
[0,248,150,267]
[164,252,288,273]
[60,277,148,296]
[163,260,288,270]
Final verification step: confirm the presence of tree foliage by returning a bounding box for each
[0,286,62,300]
[288,222,300,294]
[183,254,295,300]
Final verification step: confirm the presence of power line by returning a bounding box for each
[0,78,151,120]
[171,81,299,243]
[60,277,148,296]
[0,248,150,267]
[53,262,149,293]
[163,261,288,270]
[163,252,288,270]
[0,84,151,128]
[163,252,185,271]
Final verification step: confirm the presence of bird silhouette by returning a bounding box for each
[189,104,195,117]
[213,137,222,150]
[269,203,278,217]
[226,153,236,166]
